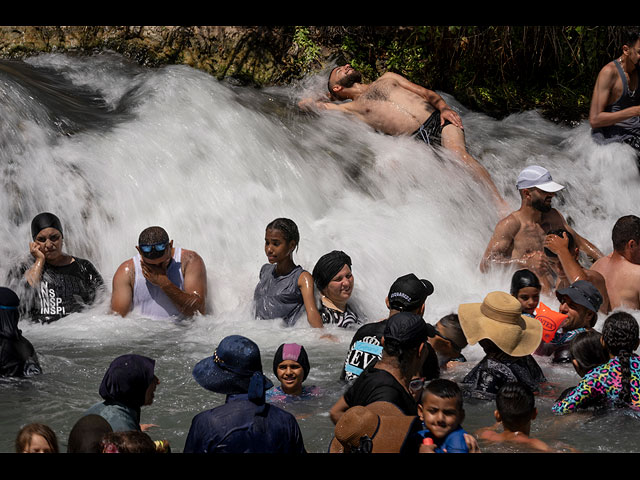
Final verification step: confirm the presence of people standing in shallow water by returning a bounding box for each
[111,226,208,320]
[312,250,363,329]
[84,354,160,433]
[553,312,640,414]
[184,335,306,453]
[480,166,602,293]
[341,273,439,382]
[0,286,41,377]
[266,343,320,402]
[254,218,323,328]
[459,291,546,400]
[14,212,104,323]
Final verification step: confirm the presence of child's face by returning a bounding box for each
[264,229,295,264]
[516,287,540,315]
[24,434,53,453]
[276,360,304,394]
[418,392,463,440]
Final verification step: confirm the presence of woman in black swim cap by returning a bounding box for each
[510,269,541,317]
[20,212,104,323]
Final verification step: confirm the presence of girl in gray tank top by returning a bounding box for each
[253,218,321,327]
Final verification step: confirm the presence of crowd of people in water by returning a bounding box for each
[4,181,640,453]
[5,29,640,454]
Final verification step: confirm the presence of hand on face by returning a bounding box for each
[140,258,172,288]
[29,241,46,261]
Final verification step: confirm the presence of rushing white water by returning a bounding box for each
[1,52,640,453]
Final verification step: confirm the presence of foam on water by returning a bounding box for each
[1,52,640,452]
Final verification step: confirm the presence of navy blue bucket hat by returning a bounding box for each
[192,335,273,400]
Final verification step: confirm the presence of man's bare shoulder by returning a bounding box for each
[590,254,611,271]
[180,248,206,269]
[113,258,135,283]
[493,211,522,234]
[115,258,134,273]
[598,61,618,85]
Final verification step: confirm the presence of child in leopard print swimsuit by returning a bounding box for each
[553,312,640,414]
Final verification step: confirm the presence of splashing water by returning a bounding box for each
[1,52,639,453]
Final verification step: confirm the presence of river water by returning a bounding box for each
[1,51,639,453]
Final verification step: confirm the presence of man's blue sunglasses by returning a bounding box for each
[139,242,168,255]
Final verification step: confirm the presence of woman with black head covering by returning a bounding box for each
[13,212,104,323]
[0,286,42,377]
[312,251,364,329]
[83,354,159,432]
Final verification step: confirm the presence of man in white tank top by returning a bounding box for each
[110,226,207,320]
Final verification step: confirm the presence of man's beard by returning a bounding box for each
[337,70,362,88]
[532,198,552,213]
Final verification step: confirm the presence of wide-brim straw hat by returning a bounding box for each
[329,401,420,454]
[458,291,542,357]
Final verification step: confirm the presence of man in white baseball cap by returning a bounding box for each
[480,165,603,293]
[515,165,566,192]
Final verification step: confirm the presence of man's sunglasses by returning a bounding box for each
[139,242,169,258]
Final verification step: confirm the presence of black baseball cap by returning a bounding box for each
[556,280,603,313]
[383,312,436,348]
[388,274,434,312]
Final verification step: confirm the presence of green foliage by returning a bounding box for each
[316,25,626,123]
[292,26,321,73]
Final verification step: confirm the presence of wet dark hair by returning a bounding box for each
[266,218,300,250]
[437,314,468,351]
[569,330,609,376]
[612,215,640,253]
[544,229,575,258]
[602,312,640,407]
[510,269,541,296]
[495,382,535,432]
[327,66,339,97]
[138,226,169,246]
[623,29,640,48]
[421,378,463,410]
[382,338,422,380]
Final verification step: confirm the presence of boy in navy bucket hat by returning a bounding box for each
[184,335,306,453]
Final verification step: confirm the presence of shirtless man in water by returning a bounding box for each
[591,215,640,310]
[480,166,603,293]
[300,64,507,211]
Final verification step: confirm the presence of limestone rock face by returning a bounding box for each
[0,26,317,86]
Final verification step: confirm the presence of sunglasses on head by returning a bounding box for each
[139,242,168,257]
